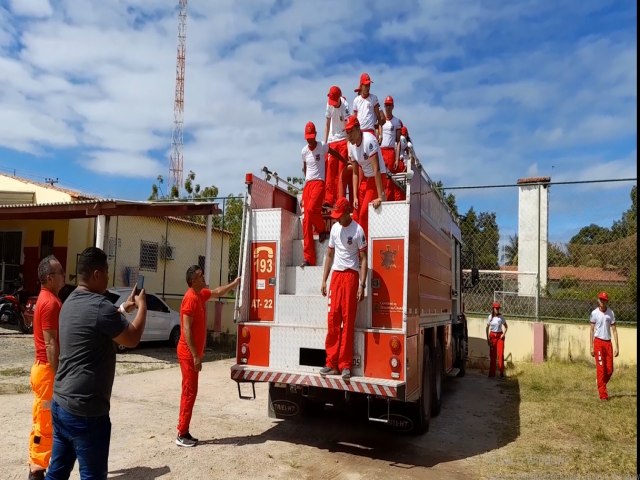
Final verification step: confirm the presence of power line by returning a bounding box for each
[440,178,637,190]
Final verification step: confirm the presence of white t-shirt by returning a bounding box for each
[301,142,329,182]
[328,219,367,272]
[486,314,506,333]
[380,116,402,148]
[352,93,379,132]
[325,97,350,143]
[348,131,387,178]
[590,307,616,341]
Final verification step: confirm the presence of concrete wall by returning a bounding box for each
[467,315,637,367]
[0,175,73,203]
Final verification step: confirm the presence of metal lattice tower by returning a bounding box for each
[169,0,187,194]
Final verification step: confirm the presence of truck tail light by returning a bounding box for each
[239,326,251,363]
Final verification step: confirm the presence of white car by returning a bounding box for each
[105,288,181,350]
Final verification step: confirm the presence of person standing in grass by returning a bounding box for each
[589,291,619,401]
[486,301,508,378]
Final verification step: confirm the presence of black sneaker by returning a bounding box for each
[319,366,338,376]
[318,231,328,243]
[175,435,197,447]
[341,369,351,380]
[28,470,45,480]
[183,432,199,442]
[300,260,311,268]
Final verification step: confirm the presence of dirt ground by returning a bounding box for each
[1,323,515,480]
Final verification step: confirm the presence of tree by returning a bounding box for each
[148,171,218,201]
[213,195,244,280]
[504,234,518,266]
[611,185,637,239]
[548,242,570,266]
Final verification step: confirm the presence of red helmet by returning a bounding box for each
[597,292,609,302]
[492,302,501,309]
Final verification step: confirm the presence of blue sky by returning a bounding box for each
[0,0,636,243]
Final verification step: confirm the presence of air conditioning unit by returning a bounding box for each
[159,245,175,260]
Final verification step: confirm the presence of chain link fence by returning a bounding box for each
[455,180,637,324]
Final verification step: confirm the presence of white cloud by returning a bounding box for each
[8,0,52,18]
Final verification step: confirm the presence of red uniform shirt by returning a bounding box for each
[33,288,61,363]
[177,288,211,359]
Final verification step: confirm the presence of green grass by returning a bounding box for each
[0,367,30,377]
[475,361,637,479]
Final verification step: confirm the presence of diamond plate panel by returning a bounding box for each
[284,266,329,295]
[368,202,410,239]
[277,294,327,326]
[270,326,327,371]
[248,175,275,209]
[279,210,298,294]
[292,238,332,266]
[253,209,284,240]
[270,325,365,376]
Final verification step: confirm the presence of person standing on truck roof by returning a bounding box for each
[380,95,405,202]
[352,72,385,140]
[27,256,65,480]
[589,291,619,401]
[300,121,346,268]
[320,197,368,381]
[399,125,413,171]
[46,247,147,480]
[175,267,241,447]
[486,302,508,378]
[345,114,386,239]
[324,85,352,208]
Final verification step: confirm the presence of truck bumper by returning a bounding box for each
[231,365,405,399]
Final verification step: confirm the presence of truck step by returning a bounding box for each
[447,368,460,377]
[277,294,328,326]
[284,266,329,295]
[292,238,331,267]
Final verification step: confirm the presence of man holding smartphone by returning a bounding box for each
[175,266,240,447]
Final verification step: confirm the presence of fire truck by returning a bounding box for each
[230,154,470,434]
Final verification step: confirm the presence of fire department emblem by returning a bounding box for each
[347,236,353,245]
[315,154,320,161]
[380,245,398,269]
[363,152,369,160]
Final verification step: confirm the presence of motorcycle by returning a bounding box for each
[0,287,31,334]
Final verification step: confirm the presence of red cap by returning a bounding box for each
[345,114,360,132]
[598,292,609,302]
[327,86,342,107]
[354,72,373,92]
[331,197,351,219]
[304,121,317,139]
[384,95,394,105]
[492,302,501,309]
[400,126,408,136]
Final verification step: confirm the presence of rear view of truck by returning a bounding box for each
[231,156,468,434]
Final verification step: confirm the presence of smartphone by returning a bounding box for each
[135,275,145,295]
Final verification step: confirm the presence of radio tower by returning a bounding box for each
[169,0,187,195]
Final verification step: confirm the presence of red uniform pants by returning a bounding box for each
[302,179,326,265]
[338,164,354,207]
[488,332,505,377]
[381,147,406,201]
[325,269,359,371]
[353,177,378,239]
[29,361,55,469]
[593,337,614,400]
[177,356,199,436]
[325,140,348,207]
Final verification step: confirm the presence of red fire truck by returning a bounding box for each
[231,156,470,434]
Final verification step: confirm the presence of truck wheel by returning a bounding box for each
[414,343,432,434]
[431,339,443,417]
[169,326,181,347]
[456,338,467,377]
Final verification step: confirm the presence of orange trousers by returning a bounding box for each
[177,356,199,436]
[381,147,405,201]
[353,177,378,239]
[29,361,55,469]
[302,179,326,265]
[325,140,348,207]
[488,332,505,377]
[594,337,614,400]
[325,269,359,371]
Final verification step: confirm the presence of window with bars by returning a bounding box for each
[140,241,158,271]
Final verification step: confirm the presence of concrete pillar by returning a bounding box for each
[533,322,545,364]
[517,177,550,299]
[95,215,107,250]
